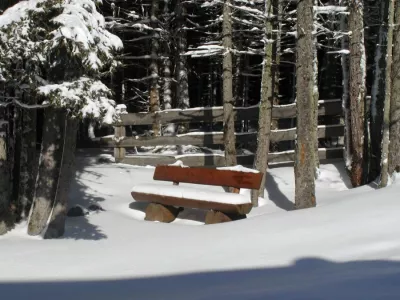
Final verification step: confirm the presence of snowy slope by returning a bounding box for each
[0,156,400,299]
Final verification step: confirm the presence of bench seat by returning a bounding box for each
[132,184,250,204]
[132,184,252,215]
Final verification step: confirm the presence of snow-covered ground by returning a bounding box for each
[1,155,400,299]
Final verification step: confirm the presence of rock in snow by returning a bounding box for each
[67,205,89,217]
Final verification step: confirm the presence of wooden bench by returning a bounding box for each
[131,165,263,224]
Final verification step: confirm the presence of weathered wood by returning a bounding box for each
[97,124,344,148]
[120,147,343,167]
[153,165,263,189]
[205,210,246,224]
[113,126,126,162]
[117,100,342,126]
[132,191,253,215]
[144,203,181,223]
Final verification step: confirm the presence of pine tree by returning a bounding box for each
[0,0,122,237]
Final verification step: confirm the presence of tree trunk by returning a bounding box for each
[270,0,281,153]
[27,108,65,236]
[222,0,237,166]
[294,0,316,209]
[234,11,244,111]
[150,0,160,136]
[163,56,172,111]
[175,0,189,135]
[313,0,320,177]
[348,0,366,187]
[388,0,400,174]
[0,114,13,235]
[17,102,37,219]
[380,0,395,187]
[162,0,174,134]
[251,0,275,207]
[44,117,78,239]
[11,107,21,213]
[370,0,389,182]
[341,5,352,171]
[176,0,189,110]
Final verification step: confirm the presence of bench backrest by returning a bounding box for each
[153,165,263,189]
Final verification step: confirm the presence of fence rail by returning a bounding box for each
[86,99,344,166]
[96,124,343,148]
[116,99,342,125]
[116,148,344,167]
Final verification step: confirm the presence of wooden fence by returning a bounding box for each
[90,99,344,166]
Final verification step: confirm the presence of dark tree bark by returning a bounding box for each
[341,2,352,171]
[294,0,316,209]
[44,117,78,239]
[222,0,237,166]
[28,108,66,236]
[163,55,172,111]
[150,0,160,136]
[175,0,189,110]
[388,0,400,174]
[270,0,282,153]
[17,100,37,219]
[175,0,189,135]
[0,112,13,235]
[380,0,395,187]
[348,0,367,187]
[313,0,320,176]
[370,0,389,182]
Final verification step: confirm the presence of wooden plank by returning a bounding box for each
[120,147,343,167]
[268,147,343,164]
[270,124,344,143]
[153,165,263,189]
[120,155,176,166]
[97,124,344,148]
[117,99,342,126]
[131,191,253,215]
[176,155,228,167]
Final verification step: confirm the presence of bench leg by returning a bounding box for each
[205,210,246,225]
[145,203,182,223]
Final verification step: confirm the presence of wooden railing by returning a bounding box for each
[90,99,344,166]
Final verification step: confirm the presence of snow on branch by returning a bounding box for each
[37,77,117,124]
[314,6,348,15]
[185,43,224,58]
[0,0,123,124]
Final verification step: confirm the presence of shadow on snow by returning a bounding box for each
[1,257,399,299]
[62,156,108,240]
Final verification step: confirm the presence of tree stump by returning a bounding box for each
[205,210,246,225]
[145,203,181,223]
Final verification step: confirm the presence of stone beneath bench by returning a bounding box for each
[145,203,182,223]
[205,211,247,224]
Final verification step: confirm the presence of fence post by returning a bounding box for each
[113,125,126,163]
